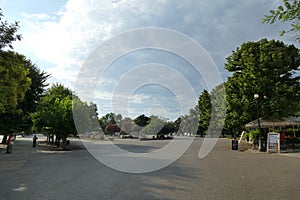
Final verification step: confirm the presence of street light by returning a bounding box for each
[254,94,262,151]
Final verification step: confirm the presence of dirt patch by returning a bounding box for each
[37,140,86,152]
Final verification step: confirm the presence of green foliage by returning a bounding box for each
[198,90,211,133]
[159,121,176,135]
[0,9,21,49]
[174,117,181,133]
[210,83,227,133]
[120,118,135,134]
[0,51,31,112]
[98,112,117,132]
[0,10,49,133]
[72,97,93,135]
[263,0,300,42]
[247,129,260,142]
[32,84,77,139]
[225,38,300,132]
[20,64,50,113]
[134,114,150,127]
[140,116,164,135]
[178,108,199,135]
[17,63,49,131]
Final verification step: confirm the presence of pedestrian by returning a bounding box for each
[6,134,14,154]
[33,134,38,148]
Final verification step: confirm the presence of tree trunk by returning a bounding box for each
[230,128,234,138]
[51,134,54,144]
[56,136,61,147]
[62,137,67,150]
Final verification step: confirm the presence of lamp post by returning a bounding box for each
[254,94,262,151]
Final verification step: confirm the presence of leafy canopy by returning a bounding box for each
[0,9,21,49]
[263,0,300,42]
[32,84,76,138]
[225,38,300,125]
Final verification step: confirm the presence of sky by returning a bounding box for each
[0,0,297,120]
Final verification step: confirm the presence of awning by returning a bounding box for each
[245,116,300,128]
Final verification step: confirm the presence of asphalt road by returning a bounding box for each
[0,136,299,200]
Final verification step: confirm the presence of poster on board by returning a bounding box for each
[267,132,280,154]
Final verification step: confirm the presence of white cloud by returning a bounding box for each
[21,13,54,21]
[10,0,295,118]
[129,94,150,105]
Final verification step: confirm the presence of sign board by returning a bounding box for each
[267,132,280,154]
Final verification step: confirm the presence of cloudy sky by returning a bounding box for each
[0,0,296,120]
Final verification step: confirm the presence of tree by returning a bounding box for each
[87,102,99,131]
[210,83,227,137]
[159,121,176,135]
[174,117,181,133]
[17,63,50,132]
[120,117,135,134]
[179,108,199,136]
[153,120,177,139]
[224,79,248,135]
[72,97,98,136]
[0,11,30,123]
[0,10,48,137]
[0,52,35,143]
[225,39,300,134]
[0,51,31,113]
[104,123,121,136]
[263,0,300,42]
[115,114,123,124]
[21,64,50,113]
[99,112,117,132]
[134,114,150,127]
[198,90,211,136]
[140,116,164,136]
[0,9,21,49]
[32,84,76,148]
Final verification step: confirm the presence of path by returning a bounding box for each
[0,137,299,200]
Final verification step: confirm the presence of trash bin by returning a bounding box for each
[232,140,238,150]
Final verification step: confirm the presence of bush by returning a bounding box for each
[248,129,259,142]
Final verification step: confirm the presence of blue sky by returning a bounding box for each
[0,0,297,120]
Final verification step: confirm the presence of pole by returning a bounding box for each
[256,99,262,151]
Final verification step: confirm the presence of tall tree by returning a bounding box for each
[263,0,300,42]
[0,10,30,111]
[174,117,181,134]
[210,83,227,137]
[198,90,211,136]
[225,39,300,132]
[0,51,31,113]
[17,63,50,132]
[21,64,50,113]
[32,84,76,148]
[0,10,49,135]
[178,108,199,136]
[72,96,100,139]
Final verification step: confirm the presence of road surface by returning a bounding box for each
[0,135,299,200]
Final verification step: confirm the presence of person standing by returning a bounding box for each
[5,134,14,154]
[33,135,38,148]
